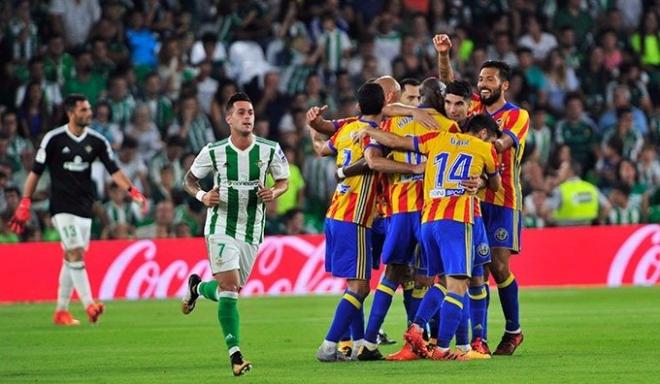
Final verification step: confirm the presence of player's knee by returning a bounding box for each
[470,275,485,287]
[384,264,410,283]
[347,280,370,299]
[65,248,84,262]
[446,276,469,295]
[414,274,434,288]
[218,281,240,293]
[489,260,510,283]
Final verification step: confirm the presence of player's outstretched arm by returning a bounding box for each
[310,128,335,157]
[306,105,336,135]
[111,170,147,213]
[357,128,416,152]
[433,34,455,84]
[8,171,40,234]
[339,157,371,180]
[364,147,424,174]
[183,170,220,207]
[382,103,440,130]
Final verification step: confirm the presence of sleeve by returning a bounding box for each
[31,136,50,175]
[269,143,290,181]
[189,145,213,179]
[412,131,440,155]
[502,109,530,148]
[363,135,384,152]
[332,117,357,132]
[484,144,499,177]
[327,128,341,155]
[98,137,120,175]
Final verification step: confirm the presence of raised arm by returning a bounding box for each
[433,34,455,84]
[358,128,416,152]
[310,128,336,157]
[306,105,337,135]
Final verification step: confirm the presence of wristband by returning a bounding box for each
[337,167,346,179]
[195,190,206,202]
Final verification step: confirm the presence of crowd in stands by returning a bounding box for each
[0,0,658,243]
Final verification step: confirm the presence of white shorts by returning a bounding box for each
[52,213,92,251]
[205,234,259,285]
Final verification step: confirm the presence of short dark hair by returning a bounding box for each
[464,113,501,138]
[4,185,20,196]
[400,78,420,88]
[420,77,445,112]
[121,136,138,149]
[357,82,384,115]
[480,60,511,82]
[515,46,533,56]
[564,92,583,106]
[445,80,472,100]
[606,136,624,156]
[165,135,186,147]
[616,106,633,119]
[64,94,88,112]
[226,92,252,112]
[611,181,631,196]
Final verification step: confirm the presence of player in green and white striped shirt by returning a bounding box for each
[181,93,289,377]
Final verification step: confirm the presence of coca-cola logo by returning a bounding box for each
[607,225,660,287]
[98,237,347,300]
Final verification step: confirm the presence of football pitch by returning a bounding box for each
[1,287,659,383]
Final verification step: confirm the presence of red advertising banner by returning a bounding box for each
[0,224,658,303]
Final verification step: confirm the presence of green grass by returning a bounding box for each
[1,287,659,383]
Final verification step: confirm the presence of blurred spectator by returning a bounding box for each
[2,185,40,240]
[518,15,558,62]
[605,62,653,115]
[595,136,624,189]
[617,158,648,212]
[630,11,659,67]
[515,47,545,93]
[577,46,610,115]
[135,199,174,239]
[282,207,307,235]
[254,72,289,133]
[553,0,593,47]
[0,212,20,243]
[63,49,106,106]
[210,80,238,138]
[113,137,150,197]
[2,110,32,161]
[195,60,219,116]
[125,103,163,161]
[488,32,518,67]
[90,101,123,151]
[49,0,100,48]
[600,107,644,161]
[317,12,352,74]
[158,37,195,99]
[0,171,8,213]
[638,143,660,192]
[168,95,214,154]
[107,74,136,129]
[125,9,159,71]
[546,161,609,226]
[599,29,623,72]
[393,34,430,80]
[90,38,116,79]
[6,0,38,64]
[554,93,598,170]
[43,34,74,87]
[527,107,552,166]
[523,189,550,228]
[15,56,63,118]
[540,49,579,113]
[18,81,50,140]
[103,182,140,227]
[607,182,642,224]
[598,85,648,136]
[139,72,174,135]
[372,13,401,75]
[149,135,185,191]
[271,145,304,216]
[12,148,50,209]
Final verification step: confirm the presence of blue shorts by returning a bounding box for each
[324,218,373,280]
[421,220,473,277]
[473,216,491,267]
[371,216,389,269]
[480,203,522,254]
[381,212,426,273]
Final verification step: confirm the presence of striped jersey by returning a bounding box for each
[189,135,289,244]
[470,96,529,210]
[413,130,498,224]
[326,119,382,227]
[382,110,459,214]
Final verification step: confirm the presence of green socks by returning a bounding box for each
[198,281,219,301]
[218,291,240,350]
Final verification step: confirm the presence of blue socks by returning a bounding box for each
[325,290,364,342]
[364,277,397,344]
[469,284,488,340]
[413,283,445,327]
[437,292,465,349]
[498,274,520,332]
[455,294,470,346]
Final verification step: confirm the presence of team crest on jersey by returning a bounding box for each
[85,145,92,153]
[495,227,509,241]
[477,243,490,256]
[257,160,266,168]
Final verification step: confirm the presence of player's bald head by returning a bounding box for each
[375,76,401,104]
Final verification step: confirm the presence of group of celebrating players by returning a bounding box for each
[310,34,529,362]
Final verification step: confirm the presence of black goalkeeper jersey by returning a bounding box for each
[32,125,119,218]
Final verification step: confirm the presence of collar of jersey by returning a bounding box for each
[65,125,88,142]
[228,134,256,152]
[485,102,514,117]
[358,118,379,128]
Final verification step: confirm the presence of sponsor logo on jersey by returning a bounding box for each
[429,188,465,198]
[227,180,259,190]
[63,155,89,172]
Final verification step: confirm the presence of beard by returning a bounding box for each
[479,86,502,106]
